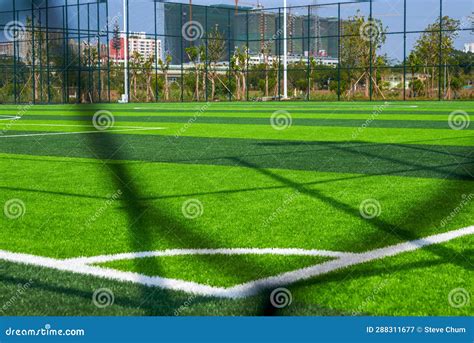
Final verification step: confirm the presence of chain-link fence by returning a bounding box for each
[0,0,472,104]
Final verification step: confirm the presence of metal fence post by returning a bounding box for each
[106,0,111,102]
[46,0,51,103]
[77,0,81,103]
[32,2,36,104]
[205,6,208,102]
[337,3,341,101]
[438,0,443,101]
[369,0,373,101]
[403,0,406,101]
[306,5,310,101]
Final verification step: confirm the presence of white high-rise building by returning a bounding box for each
[464,43,474,53]
[127,32,161,61]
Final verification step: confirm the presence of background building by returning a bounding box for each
[110,32,162,63]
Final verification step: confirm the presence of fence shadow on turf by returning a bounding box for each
[79,126,305,316]
[229,156,473,311]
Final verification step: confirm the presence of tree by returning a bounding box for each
[143,55,155,102]
[207,25,225,100]
[230,46,248,100]
[185,45,204,100]
[411,16,460,98]
[158,53,172,101]
[129,51,143,100]
[112,20,122,61]
[340,12,387,98]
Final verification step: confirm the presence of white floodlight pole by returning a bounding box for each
[123,0,129,102]
[283,0,288,99]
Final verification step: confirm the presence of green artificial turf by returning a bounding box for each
[97,255,331,288]
[0,101,472,316]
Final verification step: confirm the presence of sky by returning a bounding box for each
[2,0,473,62]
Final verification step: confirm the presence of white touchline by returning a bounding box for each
[0,127,167,138]
[0,226,472,298]
[0,115,21,121]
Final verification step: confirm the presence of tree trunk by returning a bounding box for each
[164,72,169,101]
[195,70,200,101]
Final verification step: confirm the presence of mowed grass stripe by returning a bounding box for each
[0,108,462,116]
[9,115,469,129]
[4,121,474,146]
[1,152,472,258]
[1,131,472,179]
[2,111,457,121]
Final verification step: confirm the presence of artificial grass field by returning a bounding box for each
[0,101,472,316]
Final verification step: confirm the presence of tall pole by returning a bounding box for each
[283,0,288,99]
[123,0,129,102]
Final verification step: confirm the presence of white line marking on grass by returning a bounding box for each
[226,225,474,298]
[65,248,354,264]
[0,115,21,120]
[0,127,167,138]
[0,226,472,298]
[0,249,231,297]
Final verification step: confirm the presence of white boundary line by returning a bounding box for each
[0,226,472,298]
[0,127,167,138]
[65,248,354,264]
[0,115,21,121]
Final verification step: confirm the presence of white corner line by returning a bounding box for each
[65,248,354,265]
[225,225,474,298]
[0,226,472,299]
